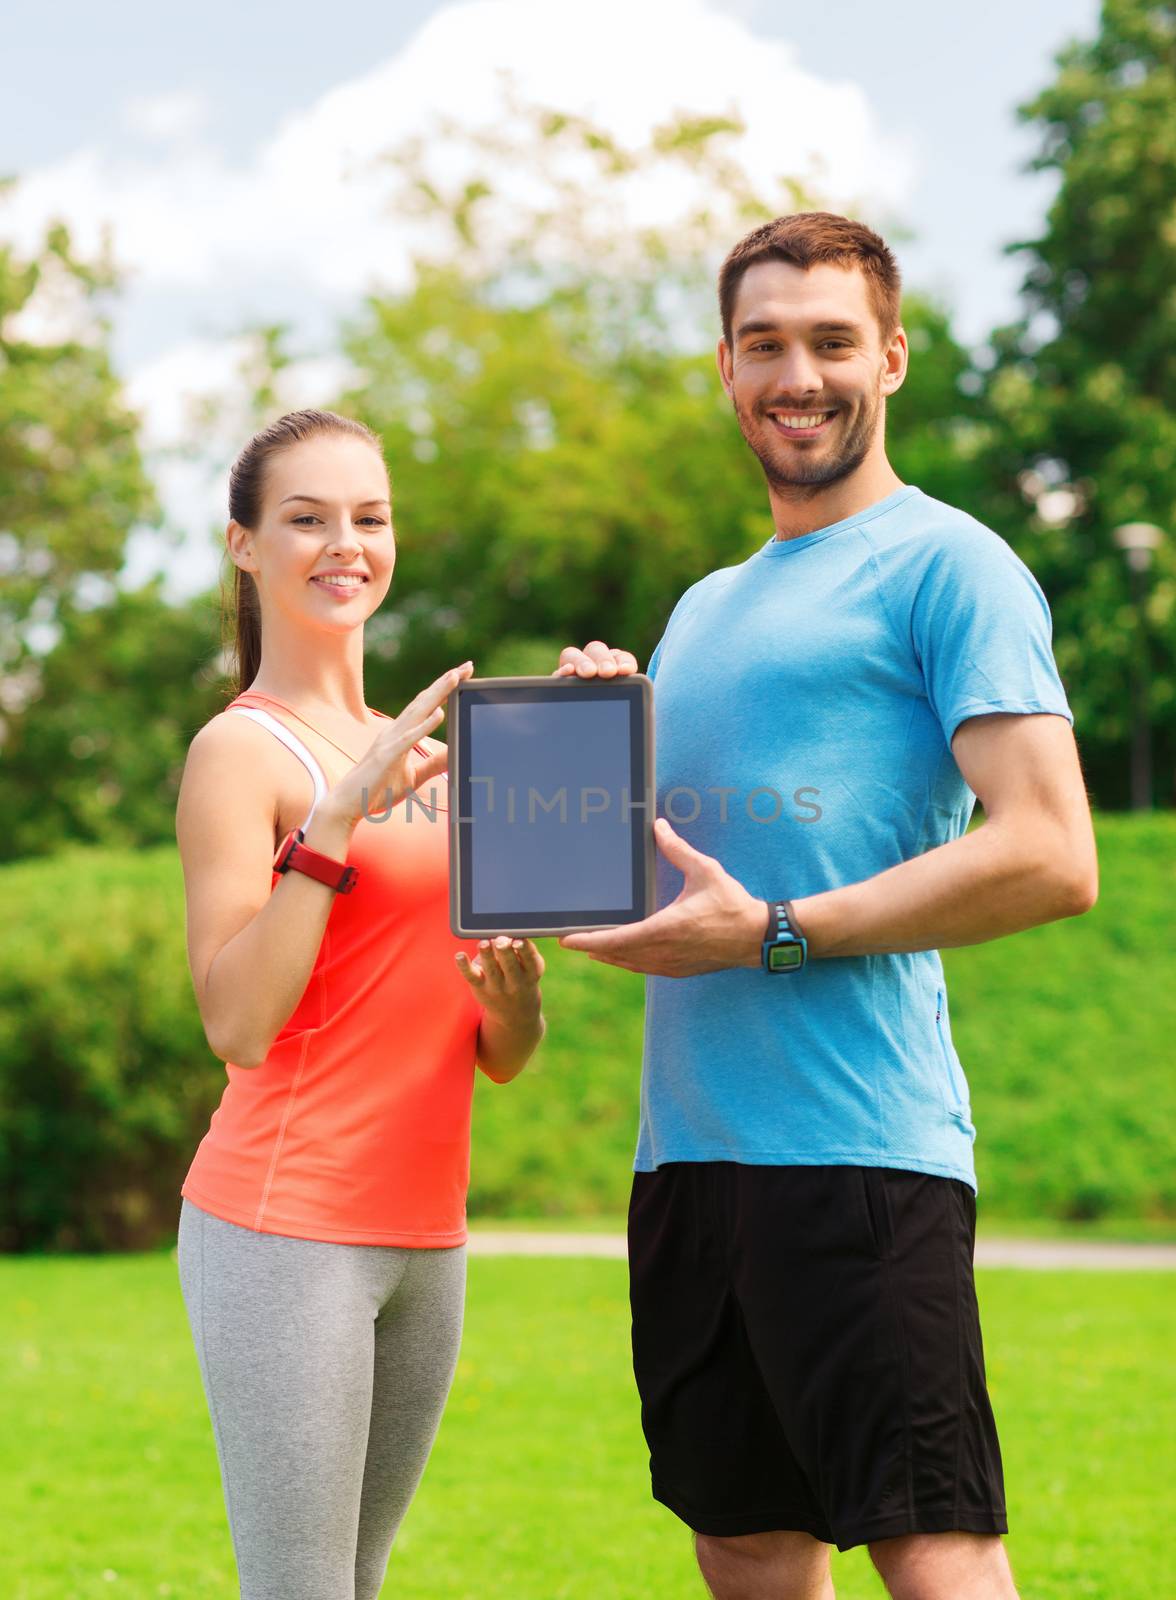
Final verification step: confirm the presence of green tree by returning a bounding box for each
[0,198,158,738]
[0,579,223,863]
[985,0,1176,805]
[322,107,995,713]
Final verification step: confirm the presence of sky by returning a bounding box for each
[3,0,1100,603]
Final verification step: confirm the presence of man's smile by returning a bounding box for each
[764,408,838,438]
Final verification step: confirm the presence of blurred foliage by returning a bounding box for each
[0,1,1173,870]
[1,814,1171,1251]
[338,274,994,708]
[982,0,1176,805]
[0,845,214,1252]
[0,581,224,861]
[332,97,995,720]
[0,198,158,734]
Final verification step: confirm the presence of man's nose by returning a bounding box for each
[769,351,823,398]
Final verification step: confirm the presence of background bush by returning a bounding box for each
[2,813,1172,1251]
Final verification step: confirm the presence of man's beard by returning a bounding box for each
[733,388,880,496]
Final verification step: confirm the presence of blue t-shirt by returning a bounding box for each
[636,484,1073,1192]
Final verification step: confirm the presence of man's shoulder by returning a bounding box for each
[678,553,755,610]
[862,487,997,548]
[860,488,1027,582]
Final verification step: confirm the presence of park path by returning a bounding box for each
[468,1232,1176,1270]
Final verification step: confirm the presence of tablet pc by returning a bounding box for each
[448,674,655,937]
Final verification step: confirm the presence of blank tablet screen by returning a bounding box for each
[450,677,653,934]
[470,698,632,914]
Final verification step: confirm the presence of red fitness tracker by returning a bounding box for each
[273,828,359,894]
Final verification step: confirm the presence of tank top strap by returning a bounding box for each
[226,699,328,832]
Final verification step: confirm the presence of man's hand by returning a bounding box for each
[559,818,765,976]
[554,640,639,679]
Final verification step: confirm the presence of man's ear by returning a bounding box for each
[716,337,735,399]
[880,326,909,399]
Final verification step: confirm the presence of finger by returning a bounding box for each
[409,747,449,790]
[514,939,545,980]
[555,646,590,678]
[653,816,713,873]
[385,711,445,769]
[559,901,673,952]
[555,645,603,678]
[400,662,473,725]
[401,707,446,749]
[586,952,644,972]
[476,940,507,992]
[454,951,485,986]
[488,936,521,990]
[583,641,617,677]
[611,650,639,675]
[559,927,647,956]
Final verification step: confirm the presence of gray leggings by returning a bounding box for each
[177,1198,466,1600]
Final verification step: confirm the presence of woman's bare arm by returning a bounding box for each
[175,715,356,1068]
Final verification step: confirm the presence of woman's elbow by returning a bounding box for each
[205,1017,265,1070]
[1050,853,1098,918]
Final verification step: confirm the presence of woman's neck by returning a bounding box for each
[246,658,369,723]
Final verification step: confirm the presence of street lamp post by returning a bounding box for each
[1112,522,1165,810]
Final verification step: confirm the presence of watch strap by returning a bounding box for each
[761,898,807,972]
[274,828,359,894]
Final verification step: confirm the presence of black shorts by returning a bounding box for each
[628,1162,1007,1552]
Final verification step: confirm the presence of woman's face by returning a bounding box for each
[230,433,396,630]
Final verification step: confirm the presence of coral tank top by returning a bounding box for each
[181,690,483,1246]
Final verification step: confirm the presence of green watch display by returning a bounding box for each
[761,900,807,973]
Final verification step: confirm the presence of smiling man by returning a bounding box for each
[556,213,1098,1600]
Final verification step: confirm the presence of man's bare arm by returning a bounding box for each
[792,712,1098,959]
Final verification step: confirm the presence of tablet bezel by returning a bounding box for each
[447,674,655,937]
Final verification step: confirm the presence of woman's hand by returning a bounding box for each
[455,937,547,1082]
[325,662,474,828]
[553,641,639,678]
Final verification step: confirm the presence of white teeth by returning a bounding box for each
[313,575,365,586]
[774,412,831,431]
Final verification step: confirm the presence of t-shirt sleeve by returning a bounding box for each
[645,582,703,682]
[907,528,1074,746]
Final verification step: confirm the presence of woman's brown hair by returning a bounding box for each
[220,409,386,698]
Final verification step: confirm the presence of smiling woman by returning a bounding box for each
[171,408,548,1599]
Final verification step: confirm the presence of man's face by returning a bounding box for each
[717,260,906,493]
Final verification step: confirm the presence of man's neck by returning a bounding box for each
[767,456,905,541]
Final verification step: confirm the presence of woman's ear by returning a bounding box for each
[225,519,258,574]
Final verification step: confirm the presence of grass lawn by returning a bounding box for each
[3,1254,1173,1599]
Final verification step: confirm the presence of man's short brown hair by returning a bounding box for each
[718,212,902,346]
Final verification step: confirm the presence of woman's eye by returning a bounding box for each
[291,515,385,527]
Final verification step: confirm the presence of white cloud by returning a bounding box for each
[3,0,914,599]
[9,0,910,301]
[122,89,212,144]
